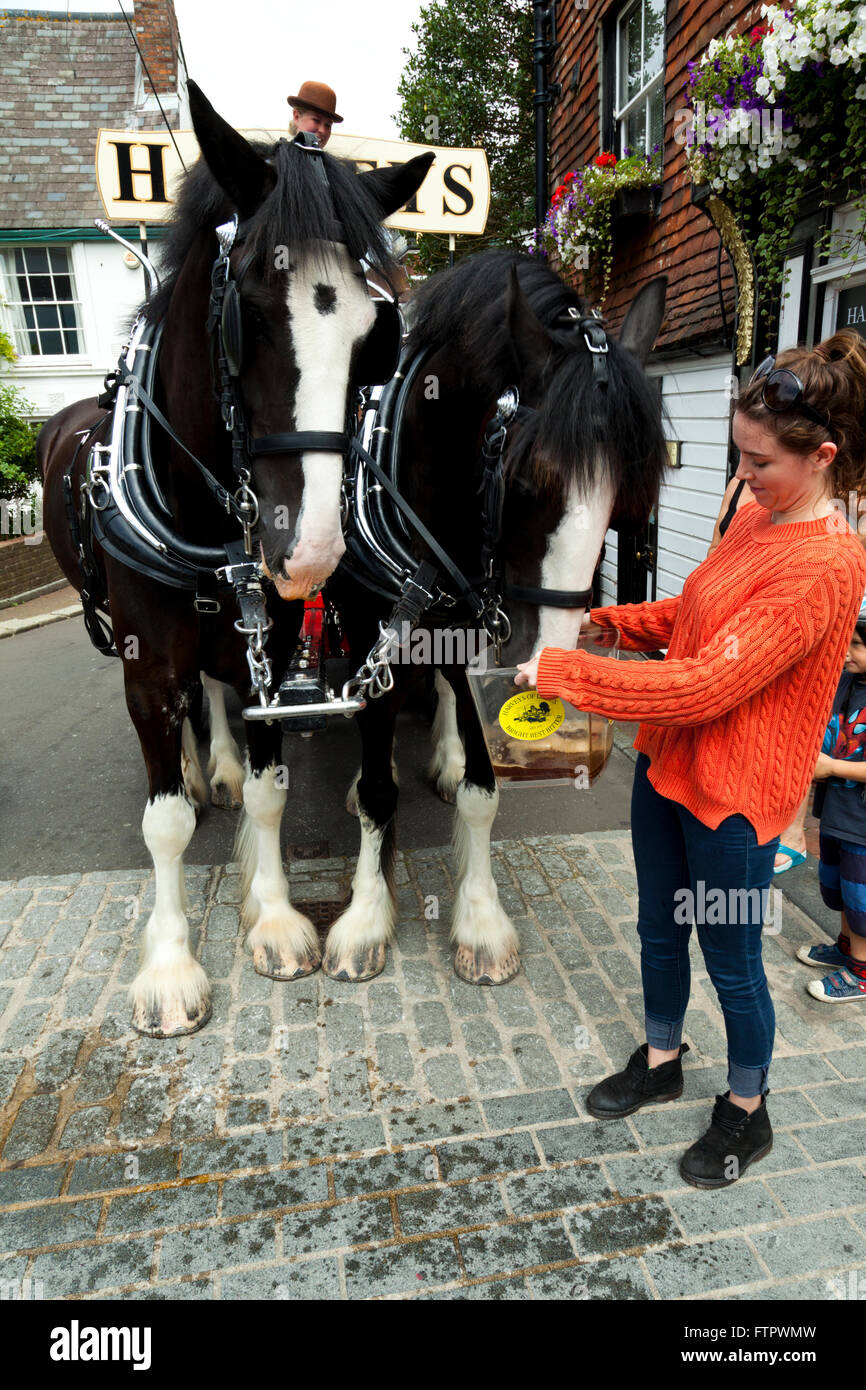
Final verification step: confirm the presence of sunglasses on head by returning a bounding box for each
[749,355,832,431]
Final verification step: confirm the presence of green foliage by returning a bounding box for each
[397,0,534,275]
[0,327,16,364]
[0,380,40,501]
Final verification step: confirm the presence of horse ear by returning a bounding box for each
[188,79,276,218]
[617,276,668,364]
[506,264,553,382]
[357,153,435,220]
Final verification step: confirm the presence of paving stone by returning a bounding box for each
[597,949,641,991]
[511,1035,561,1088]
[726,1277,841,1301]
[81,936,123,973]
[160,1217,275,1278]
[63,885,106,919]
[229,1059,271,1093]
[483,1089,577,1133]
[769,1054,839,1087]
[461,1020,503,1057]
[546,931,591,972]
[206,906,240,940]
[332,1149,436,1198]
[422,1276,529,1299]
[367,982,403,1026]
[200,942,235,978]
[326,1003,365,1054]
[91,1279,215,1301]
[58,1106,110,1149]
[70,1147,180,1194]
[669,1181,787,1237]
[595,1020,641,1063]
[530,1256,652,1300]
[492,987,537,1028]
[505,1162,612,1216]
[18,903,59,940]
[751,1217,866,1278]
[329,1056,372,1114]
[283,1198,393,1255]
[682,1009,728,1058]
[30,1237,155,1297]
[423,1055,467,1099]
[215,876,242,904]
[571,911,616,946]
[568,1195,677,1254]
[767,1165,866,1219]
[0,890,33,921]
[569,972,620,1019]
[514,919,546,954]
[221,1258,341,1300]
[234,1004,274,1054]
[754,1132,812,1174]
[824,1047,866,1080]
[26,954,72,998]
[399,1181,507,1235]
[117,1074,169,1142]
[520,957,566,999]
[344,1237,460,1297]
[471,1058,518,1093]
[227,1098,270,1128]
[222,1166,329,1216]
[628,1103,709,1149]
[33,1029,85,1089]
[537,1120,638,1162]
[183,1035,225,1089]
[806,1082,866,1120]
[278,1090,322,1119]
[0,944,38,981]
[105,1182,219,1233]
[436,1132,538,1182]
[605,1152,686,1198]
[0,1164,65,1206]
[171,1093,217,1139]
[0,1196,101,1253]
[795,1117,866,1163]
[0,985,13,1020]
[460,1217,573,1278]
[279,1029,319,1086]
[375,1033,415,1084]
[403,959,440,997]
[413,1002,452,1049]
[237,965,274,1002]
[0,1059,24,1109]
[388,1102,483,1146]
[283,1116,386,1162]
[2,1094,59,1161]
[643,1237,766,1298]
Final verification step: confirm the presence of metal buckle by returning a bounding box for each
[193,596,221,614]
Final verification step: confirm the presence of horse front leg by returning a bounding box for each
[323,688,402,981]
[202,673,245,809]
[442,665,520,986]
[428,668,465,803]
[237,721,320,979]
[124,671,211,1037]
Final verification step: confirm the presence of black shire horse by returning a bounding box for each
[325,250,669,985]
[39,83,431,1036]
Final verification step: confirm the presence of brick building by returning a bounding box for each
[0,1,189,421]
[547,0,866,605]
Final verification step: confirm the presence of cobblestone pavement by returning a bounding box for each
[1,831,864,1302]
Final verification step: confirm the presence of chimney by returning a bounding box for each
[132,0,187,128]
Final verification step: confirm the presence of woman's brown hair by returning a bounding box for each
[734,330,866,500]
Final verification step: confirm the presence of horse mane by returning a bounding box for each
[407,249,669,526]
[144,139,396,323]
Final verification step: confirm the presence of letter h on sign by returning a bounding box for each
[109,141,170,204]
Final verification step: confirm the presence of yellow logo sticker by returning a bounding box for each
[498,689,565,741]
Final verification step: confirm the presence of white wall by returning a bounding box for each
[2,237,151,419]
[599,354,731,605]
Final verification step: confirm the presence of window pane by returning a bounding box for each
[649,86,664,156]
[23,304,35,330]
[619,3,643,106]
[35,303,60,330]
[25,247,49,275]
[53,275,73,300]
[14,249,25,274]
[39,330,63,353]
[626,106,645,155]
[644,0,665,83]
[59,303,77,328]
[62,330,81,354]
[28,329,39,353]
[16,274,29,300]
[29,275,53,301]
[49,248,68,274]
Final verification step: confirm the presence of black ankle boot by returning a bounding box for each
[680,1092,773,1189]
[586,1043,689,1118]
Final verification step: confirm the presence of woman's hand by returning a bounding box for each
[580,613,604,640]
[514,655,540,688]
[813,752,836,780]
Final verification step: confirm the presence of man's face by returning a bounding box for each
[292,106,333,147]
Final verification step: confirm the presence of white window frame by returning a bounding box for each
[613,0,665,157]
[0,243,86,361]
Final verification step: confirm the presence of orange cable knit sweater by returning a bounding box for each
[536,502,866,844]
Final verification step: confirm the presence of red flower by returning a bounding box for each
[749,23,767,45]
[594,152,617,168]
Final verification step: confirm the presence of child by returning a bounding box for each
[800,603,866,1000]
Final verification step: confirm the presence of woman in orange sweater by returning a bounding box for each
[517,331,866,1188]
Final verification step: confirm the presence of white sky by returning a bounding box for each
[13,0,426,140]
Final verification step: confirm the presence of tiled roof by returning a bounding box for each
[0,9,178,231]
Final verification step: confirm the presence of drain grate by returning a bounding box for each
[294,891,351,933]
[289,840,330,860]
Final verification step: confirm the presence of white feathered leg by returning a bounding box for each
[129,792,211,1036]
[428,670,465,803]
[237,763,320,979]
[322,809,395,981]
[203,674,245,808]
[451,782,520,985]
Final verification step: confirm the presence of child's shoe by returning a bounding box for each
[807,966,866,1002]
[797,940,850,969]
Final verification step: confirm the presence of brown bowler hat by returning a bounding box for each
[287,80,343,123]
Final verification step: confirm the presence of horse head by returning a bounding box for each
[497,263,670,661]
[185,81,432,599]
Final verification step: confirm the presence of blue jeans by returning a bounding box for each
[630,753,779,1097]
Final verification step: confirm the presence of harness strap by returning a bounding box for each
[251,431,348,456]
[506,583,593,608]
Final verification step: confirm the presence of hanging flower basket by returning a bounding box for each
[532,149,662,303]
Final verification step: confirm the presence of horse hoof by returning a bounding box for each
[322,941,386,981]
[131,997,212,1038]
[454,944,520,986]
[434,778,458,805]
[252,942,321,980]
[211,782,243,810]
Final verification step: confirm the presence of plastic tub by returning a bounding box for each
[466,631,620,789]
